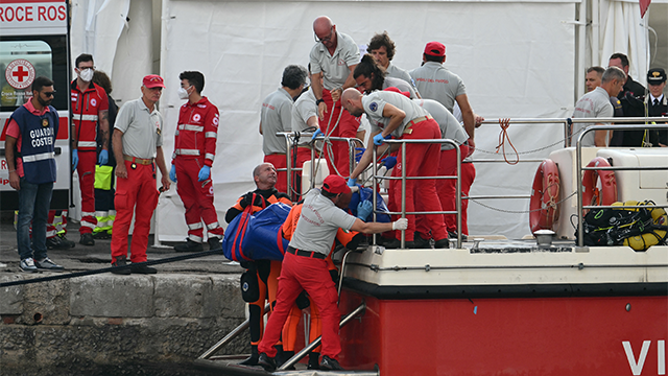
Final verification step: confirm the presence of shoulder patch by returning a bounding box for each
[369,102,378,112]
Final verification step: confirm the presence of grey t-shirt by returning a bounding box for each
[289,189,357,255]
[309,31,360,91]
[386,62,419,94]
[114,97,163,159]
[292,88,317,146]
[261,88,293,155]
[384,77,418,99]
[362,91,429,138]
[414,99,468,150]
[572,86,613,147]
[410,62,467,112]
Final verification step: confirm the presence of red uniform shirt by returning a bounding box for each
[173,97,219,167]
[70,80,108,151]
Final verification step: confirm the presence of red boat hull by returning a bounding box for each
[339,290,667,376]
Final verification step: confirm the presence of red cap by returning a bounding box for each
[143,74,165,89]
[424,41,445,57]
[322,175,351,195]
[384,86,411,98]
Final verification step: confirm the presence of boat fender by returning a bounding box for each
[582,157,617,208]
[529,159,560,233]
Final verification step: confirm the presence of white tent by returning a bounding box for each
[70,0,665,241]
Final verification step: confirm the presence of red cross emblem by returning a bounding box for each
[5,59,36,90]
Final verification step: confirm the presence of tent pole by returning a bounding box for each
[577,0,587,98]
[592,0,599,65]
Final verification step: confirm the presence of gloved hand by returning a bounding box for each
[198,165,210,182]
[98,149,108,165]
[169,165,177,182]
[354,147,366,162]
[347,178,357,187]
[72,149,78,171]
[381,156,397,169]
[392,218,408,231]
[357,200,373,220]
[240,192,266,209]
[373,133,390,146]
[311,128,324,140]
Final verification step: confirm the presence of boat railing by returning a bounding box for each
[277,131,364,200]
[575,122,668,248]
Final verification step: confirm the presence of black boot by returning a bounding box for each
[307,352,320,369]
[239,345,259,366]
[277,350,295,370]
[174,239,203,252]
[257,352,276,372]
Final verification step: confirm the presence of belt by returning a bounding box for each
[403,115,433,134]
[287,246,326,260]
[123,155,154,165]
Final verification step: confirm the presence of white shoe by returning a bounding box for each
[35,257,64,270]
[20,257,38,272]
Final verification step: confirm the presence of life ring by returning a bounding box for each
[582,157,617,209]
[529,159,561,233]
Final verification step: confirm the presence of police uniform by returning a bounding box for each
[261,87,294,193]
[71,80,109,236]
[363,91,448,243]
[310,30,361,177]
[173,96,224,244]
[110,97,163,265]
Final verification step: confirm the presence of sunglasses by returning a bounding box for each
[43,91,56,97]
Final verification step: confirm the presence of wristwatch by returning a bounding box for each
[315,98,325,106]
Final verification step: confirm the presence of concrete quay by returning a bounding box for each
[0,216,247,376]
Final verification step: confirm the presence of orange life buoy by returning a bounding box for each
[582,157,617,208]
[529,159,561,233]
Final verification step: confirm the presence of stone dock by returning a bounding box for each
[0,216,248,376]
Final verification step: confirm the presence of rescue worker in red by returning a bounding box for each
[71,53,110,246]
[225,162,292,366]
[169,71,224,252]
[257,175,407,372]
[110,74,171,275]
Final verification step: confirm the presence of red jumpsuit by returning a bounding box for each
[319,88,360,178]
[71,80,109,234]
[438,145,475,235]
[173,97,224,242]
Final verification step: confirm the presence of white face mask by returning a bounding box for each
[177,87,190,100]
[78,68,94,82]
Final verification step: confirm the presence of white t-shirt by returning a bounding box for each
[572,86,613,147]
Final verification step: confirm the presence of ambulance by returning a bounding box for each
[0,0,71,210]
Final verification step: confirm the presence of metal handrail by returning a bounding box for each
[575,123,668,248]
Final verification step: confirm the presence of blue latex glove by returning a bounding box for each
[373,133,391,146]
[357,200,373,220]
[198,165,211,182]
[169,165,177,182]
[98,149,108,165]
[72,149,78,171]
[354,147,365,162]
[381,156,397,169]
[347,178,357,187]
[311,129,324,140]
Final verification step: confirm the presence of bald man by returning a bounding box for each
[342,88,449,249]
[310,16,361,177]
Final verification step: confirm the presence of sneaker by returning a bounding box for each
[130,263,157,274]
[434,237,450,249]
[20,257,38,272]
[58,234,76,248]
[257,353,276,373]
[207,237,221,252]
[35,257,64,270]
[79,233,95,246]
[174,239,203,253]
[319,355,345,371]
[111,255,131,275]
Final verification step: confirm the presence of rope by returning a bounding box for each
[470,191,577,214]
[0,249,225,288]
[495,118,519,165]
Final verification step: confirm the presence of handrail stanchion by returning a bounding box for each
[400,142,407,248]
[284,136,293,200]
[455,142,462,248]
[575,135,584,247]
[372,145,378,246]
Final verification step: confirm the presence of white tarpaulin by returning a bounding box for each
[157,0,577,241]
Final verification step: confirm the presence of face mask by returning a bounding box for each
[78,68,94,82]
[177,87,190,100]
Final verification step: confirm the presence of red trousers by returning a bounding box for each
[258,252,341,360]
[264,154,288,194]
[174,158,224,242]
[389,119,447,242]
[77,150,97,234]
[319,88,360,178]
[110,160,159,264]
[438,146,476,235]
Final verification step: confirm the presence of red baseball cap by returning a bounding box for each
[143,74,165,89]
[384,86,411,98]
[424,41,445,57]
[322,175,351,195]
